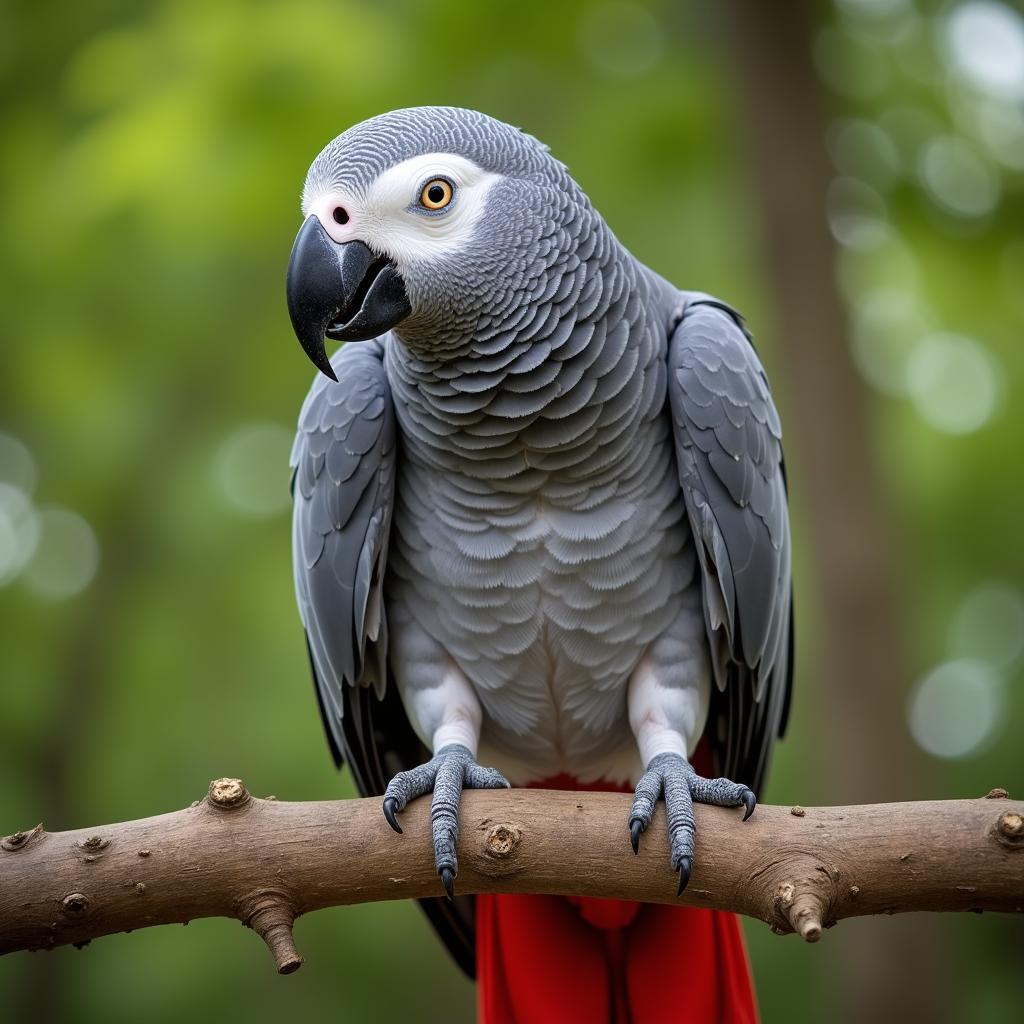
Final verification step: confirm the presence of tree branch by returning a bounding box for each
[2,780,1021,972]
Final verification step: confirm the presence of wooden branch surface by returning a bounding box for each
[2,780,1021,972]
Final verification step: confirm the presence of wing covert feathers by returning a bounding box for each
[290,340,397,764]
[668,295,793,793]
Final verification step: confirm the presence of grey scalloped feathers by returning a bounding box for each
[285,107,791,981]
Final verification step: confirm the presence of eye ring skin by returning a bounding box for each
[413,175,456,215]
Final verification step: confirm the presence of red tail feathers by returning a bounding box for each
[476,771,759,1024]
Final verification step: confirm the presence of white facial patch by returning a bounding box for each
[302,152,501,273]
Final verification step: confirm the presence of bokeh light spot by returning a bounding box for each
[215,422,294,519]
[0,484,40,586]
[0,433,37,495]
[906,332,999,434]
[973,98,1024,170]
[919,135,1000,218]
[944,1,1024,100]
[951,582,1024,670]
[23,507,100,599]
[850,287,930,396]
[908,659,1003,759]
[828,118,902,190]
[827,176,890,249]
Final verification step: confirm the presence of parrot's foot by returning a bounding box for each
[382,743,510,899]
[628,752,755,895]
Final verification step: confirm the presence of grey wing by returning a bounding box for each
[290,339,476,977]
[291,338,397,769]
[667,294,794,794]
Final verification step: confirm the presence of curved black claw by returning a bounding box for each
[382,797,402,834]
[440,866,455,900]
[676,856,692,896]
[630,752,757,900]
[742,788,756,822]
[629,817,644,855]
[382,745,509,896]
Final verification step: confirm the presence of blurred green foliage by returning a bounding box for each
[1,0,1021,1020]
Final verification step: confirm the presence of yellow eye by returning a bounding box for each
[420,178,453,210]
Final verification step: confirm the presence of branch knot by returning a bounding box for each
[61,893,90,918]
[994,811,1023,849]
[485,823,522,859]
[207,778,250,810]
[2,824,44,852]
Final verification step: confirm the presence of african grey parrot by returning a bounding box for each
[285,107,791,1017]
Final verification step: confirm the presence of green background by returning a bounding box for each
[1,0,1021,1021]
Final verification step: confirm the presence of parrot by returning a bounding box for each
[285,106,792,1024]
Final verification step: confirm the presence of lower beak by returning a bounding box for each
[285,216,411,380]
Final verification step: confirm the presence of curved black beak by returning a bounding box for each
[286,216,411,380]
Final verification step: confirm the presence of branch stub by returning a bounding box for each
[207,778,250,810]
[2,824,44,852]
[238,890,303,975]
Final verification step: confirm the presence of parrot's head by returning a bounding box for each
[286,106,588,378]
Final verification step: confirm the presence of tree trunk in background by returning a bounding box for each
[720,2,949,1020]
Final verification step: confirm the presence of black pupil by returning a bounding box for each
[332,206,349,225]
[427,184,446,204]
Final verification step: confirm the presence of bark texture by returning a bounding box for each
[2,781,1021,972]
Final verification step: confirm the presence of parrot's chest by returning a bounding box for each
[387,412,695,780]
[382,306,697,779]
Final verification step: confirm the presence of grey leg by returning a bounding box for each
[629,752,755,894]
[383,743,510,898]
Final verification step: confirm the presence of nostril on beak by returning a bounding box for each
[332,206,349,225]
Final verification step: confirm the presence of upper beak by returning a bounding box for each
[285,216,411,380]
